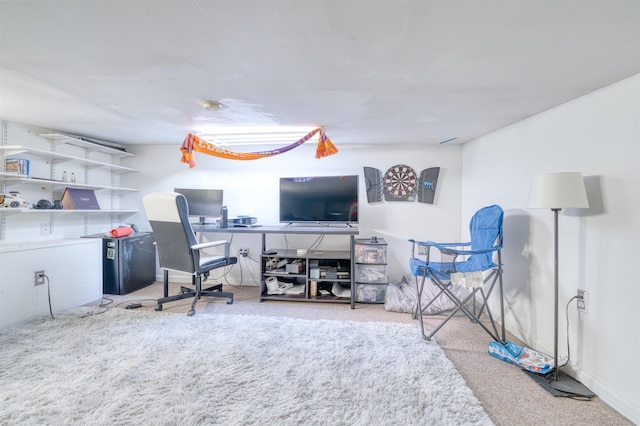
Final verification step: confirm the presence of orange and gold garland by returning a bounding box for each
[180,127,338,168]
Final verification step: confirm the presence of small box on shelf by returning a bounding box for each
[285,262,304,274]
[325,267,338,279]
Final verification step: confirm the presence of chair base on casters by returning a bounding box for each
[155,270,233,316]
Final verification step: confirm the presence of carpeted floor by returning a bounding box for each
[103,282,634,426]
[7,281,633,425]
[1,305,493,425]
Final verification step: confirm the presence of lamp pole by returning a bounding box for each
[552,208,560,382]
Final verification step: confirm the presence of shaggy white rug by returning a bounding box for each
[0,308,493,425]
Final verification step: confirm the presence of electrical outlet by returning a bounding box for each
[40,223,50,236]
[577,289,588,313]
[34,270,45,286]
[240,248,249,257]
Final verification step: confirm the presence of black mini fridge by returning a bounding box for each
[84,232,157,295]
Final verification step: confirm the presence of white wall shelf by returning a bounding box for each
[0,173,137,192]
[1,121,140,241]
[0,208,137,217]
[0,146,137,173]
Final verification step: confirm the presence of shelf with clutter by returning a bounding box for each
[260,248,352,304]
[0,121,139,241]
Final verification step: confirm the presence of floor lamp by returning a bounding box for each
[528,172,594,397]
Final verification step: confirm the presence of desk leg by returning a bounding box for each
[350,234,355,309]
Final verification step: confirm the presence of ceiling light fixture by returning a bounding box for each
[198,125,318,146]
[200,100,225,111]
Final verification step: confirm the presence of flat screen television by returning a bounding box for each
[174,188,223,224]
[279,175,358,225]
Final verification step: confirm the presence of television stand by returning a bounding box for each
[191,225,360,307]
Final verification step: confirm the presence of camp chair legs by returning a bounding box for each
[414,270,506,344]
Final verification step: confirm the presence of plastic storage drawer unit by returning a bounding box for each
[353,237,388,304]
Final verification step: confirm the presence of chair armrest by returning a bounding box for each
[409,239,471,264]
[426,241,469,250]
[191,240,229,250]
[409,239,469,248]
[439,244,502,256]
[192,240,231,258]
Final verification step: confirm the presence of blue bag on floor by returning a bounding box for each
[488,340,553,374]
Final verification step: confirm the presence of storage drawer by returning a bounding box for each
[355,264,387,283]
[354,240,387,264]
[355,284,387,303]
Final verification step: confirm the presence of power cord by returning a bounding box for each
[39,274,55,320]
[559,294,582,368]
[36,274,118,319]
[308,234,325,251]
[238,253,260,286]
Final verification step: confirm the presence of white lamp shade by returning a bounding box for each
[528,172,589,209]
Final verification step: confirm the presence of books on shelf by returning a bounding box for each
[4,158,30,176]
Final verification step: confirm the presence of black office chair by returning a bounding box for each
[143,191,236,316]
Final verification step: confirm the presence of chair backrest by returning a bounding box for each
[143,192,199,274]
[468,204,504,269]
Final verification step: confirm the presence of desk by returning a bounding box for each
[192,224,359,307]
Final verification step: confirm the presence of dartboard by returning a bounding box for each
[383,164,417,201]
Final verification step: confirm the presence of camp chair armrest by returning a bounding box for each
[409,239,469,248]
[428,241,469,250]
[439,245,502,256]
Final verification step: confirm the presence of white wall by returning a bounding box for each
[121,141,463,285]
[461,74,640,423]
[0,239,102,329]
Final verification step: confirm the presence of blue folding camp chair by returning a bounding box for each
[409,204,506,343]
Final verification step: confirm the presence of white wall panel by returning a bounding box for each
[0,239,102,329]
[461,74,640,424]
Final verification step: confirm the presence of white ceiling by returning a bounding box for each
[1,0,639,147]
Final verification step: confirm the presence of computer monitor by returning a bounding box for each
[173,188,224,224]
